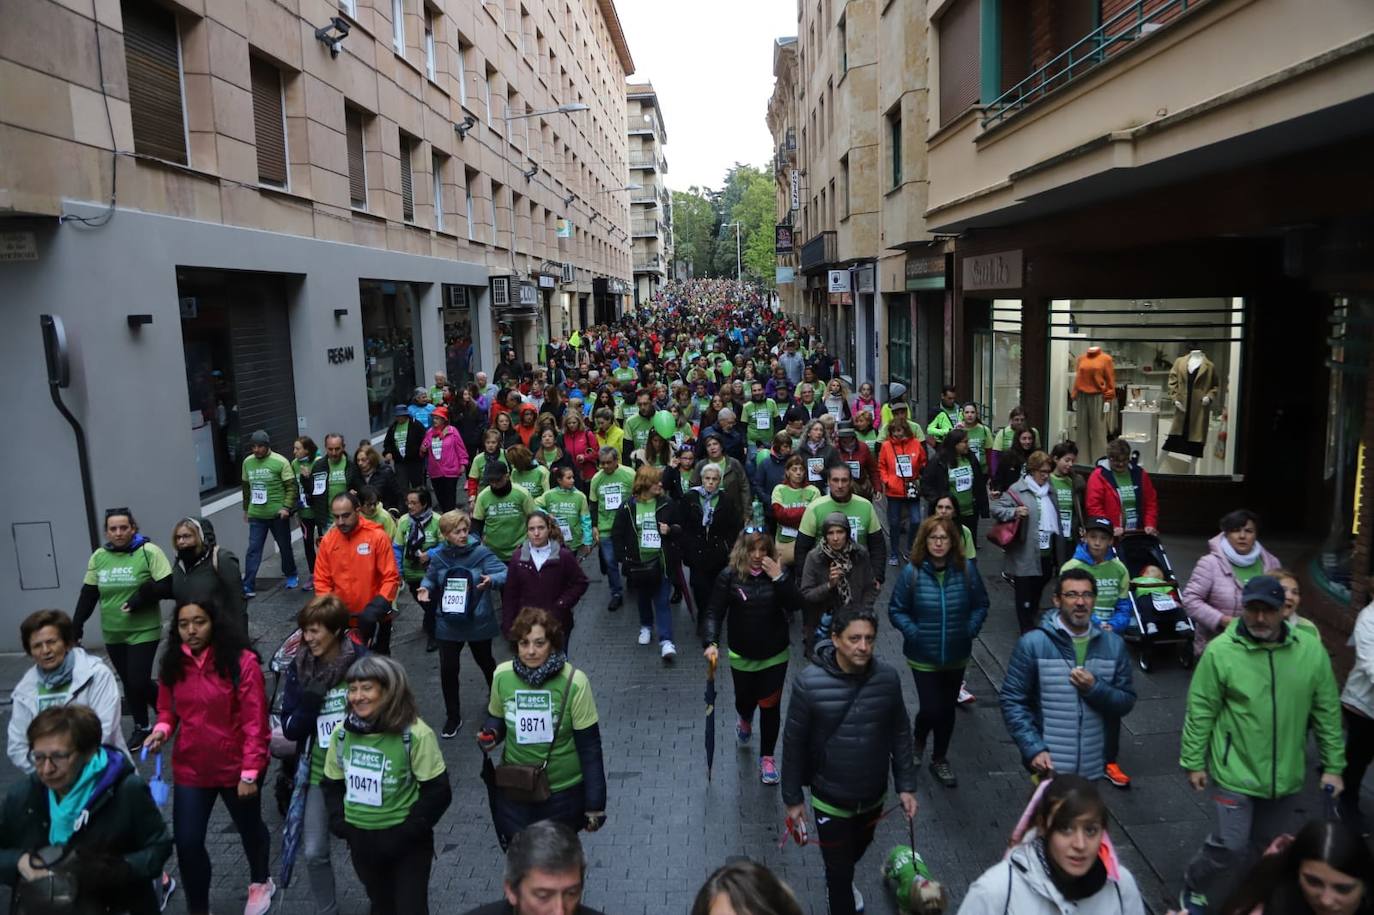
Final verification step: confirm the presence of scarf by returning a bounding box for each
[343,711,382,735]
[512,650,568,688]
[692,486,720,527]
[405,508,434,557]
[49,748,107,845]
[1220,537,1263,567]
[1024,477,1057,538]
[102,533,148,554]
[819,540,855,607]
[296,636,358,694]
[1033,837,1108,902]
[38,652,78,691]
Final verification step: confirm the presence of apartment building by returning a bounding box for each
[0,0,636,640]
[626,80,672,308]
[921,0,1374,586]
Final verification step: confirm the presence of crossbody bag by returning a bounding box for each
[494,666,575,804]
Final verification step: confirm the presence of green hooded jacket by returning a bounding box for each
[1179,617,1344,798]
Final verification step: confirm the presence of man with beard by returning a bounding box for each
[314,492,401,651]
[741,380,780,462]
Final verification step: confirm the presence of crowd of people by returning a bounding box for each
[4,277,1371,915]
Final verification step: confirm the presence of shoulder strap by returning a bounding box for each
[211,544,220,574]
[541,665,576,769]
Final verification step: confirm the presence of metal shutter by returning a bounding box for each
[400,134,414,221]
[230,277,298,455]
[938,0,980,127]
[346,108,367,208]
[250,57,288,187]
[122,0,186,163]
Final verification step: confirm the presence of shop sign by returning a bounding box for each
[775,225,794,254]
[518,283,539,306]
[776,267,795,284]
[905,254,945,291]
[538,275,556,289]
[962,250,1022,291]
[827,270,850,294]
[0,232,37,262]
[789,171,800,211]
[327,346,355,364]
[556,218,573,238]
[855,265,875,294]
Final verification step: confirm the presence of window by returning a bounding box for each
[249,57,287,188]
[491,179,504,244]
[391,0,405,53]
[839,154,849,218]
[399,132,415,222]
[431,152,444,230]
[838,13,847,74]
[121,0,187,164]
[464,168,477,240]
[888,107,902,187]
[938,0,980,126]
[887,295,913,390]
[345,106,367,209]
[424,8,436,79]
[338,0,355,14]
[484,63,496,124]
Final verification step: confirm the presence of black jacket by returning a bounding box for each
[450,405,487,458]
[382,419,426,473]
[703,565,799,659]
[920,450,989,518]
[308,457,364,520]
[781,642,918,810]
[611,496,680,570]
[360,462,404,512]
[695,423,746,465]
[135,545,247,633]
[672,490,743,575]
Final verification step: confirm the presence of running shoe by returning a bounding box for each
[957,681,976,705]
[127,726,152,753]
[930,759,958,787]
[912,740,925,768]
[156,873,176,911]
[244,877,276,915]
[302,580,314,592]
[243,588,256,600]
[1104,762,1132,789]
[887,556,900,566]
[737,717,753,745]
[441,718,463,739]
[284,576,299,590]
[853,884,865,913]
[660,640,677,662]
[759,756,779,785]
[638,627,652,645]
[608,594,623,612]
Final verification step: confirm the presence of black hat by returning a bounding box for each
[483,460,510,482]
[1084,517,1114,534]
[836,420,857,437]
[1242,575,1285,610]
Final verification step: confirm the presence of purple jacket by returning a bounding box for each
[502,542,589,639]
[422,424,468,479]
[1181,533,1281,656]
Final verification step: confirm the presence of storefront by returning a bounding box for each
[901,250,950,414]
[360,279,421,434]
[440,283,477,387]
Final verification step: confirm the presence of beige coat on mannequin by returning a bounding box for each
[1167,352,1220,443]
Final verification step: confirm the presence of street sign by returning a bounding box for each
[827,270,850,293]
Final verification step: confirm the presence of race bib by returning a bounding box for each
[431,439,443,461]
[602,484,623,511]
[344,745,384,807]
[779,525,798,538]
[396,439,406,458]
[896,455,913,478]
[1153,594,1178,612]
[250,482,268,505]
[514,690,554,745]
[1037,529,1051,551]
[640,526,661,549]
[315,687,347,749]
[1124,508,1140,529]
[807,458,824,481]
[951,466,973,493]
[37,689,70,712]
[312,472,327,496]
[755,411,771,430]
[557,520,572,541]
[846,461,860,479]
[848,517,861,542]
[441,577,469,615]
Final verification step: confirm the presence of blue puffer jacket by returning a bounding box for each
[1000,610,1136,778]
[419,536,508,642]
[887,559,990,668]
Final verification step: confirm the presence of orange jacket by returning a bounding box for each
[877,436,929,499]
[313,517,401,624]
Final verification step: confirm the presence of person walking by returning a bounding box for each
[887,517,989,788]
[1340,596,1374,834]
[1047,441,1086,545]
[322,655,451,915]
[240,429,300,595]
[1000,569,1136,782]
[313,493,402,652]
[877,418,928,566]
[589,447,636,612]
[771,454,820,569]
[1182,509,1282,658]
[416,509,506,738]
[382,404,427,494]
[692,432,752,523]
[477,607,606,848]
[293,437,324,589]
[781,607,918,915]
[703,531,799,786]
[356,443,403,514]
[990,451,1065,635]
[72,508,172,750]
[307,435,363,533]
[502,512,590,646]
[538,466,594,559]
[612,465,679,661]
[1178,574,1346,913]
[471,460,537,562]
[422,406,469,513]
[460,820,606,915]
[1215,819,1372,915]
[1085,438,1159,537]
[799,512,877,662]
[142,599,274,915]
[394,487,443,652]
[920,429,987,541]
[134,517,247,633]
[676,462,744,621]
[793,465,886,599]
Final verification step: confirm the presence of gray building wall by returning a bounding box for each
[1,205,491,649]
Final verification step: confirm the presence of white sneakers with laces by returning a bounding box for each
[637,626,652,645]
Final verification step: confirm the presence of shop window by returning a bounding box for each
[1320,296,1373,602]
[1047,298,1244,474]
[887,294,912,390]
[441,285,476,386]
[971,299,1023,437]
[360,280,420,434]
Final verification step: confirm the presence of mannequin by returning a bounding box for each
[1072,346,1116,462]
[1163,348,1219,457]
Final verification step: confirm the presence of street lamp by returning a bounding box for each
[504,102,590,121]
[721,221,742,282]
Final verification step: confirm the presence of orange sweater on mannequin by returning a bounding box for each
[1072,347,1116,400]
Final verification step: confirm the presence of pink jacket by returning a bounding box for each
[153,647,269,787]
[564,428,601,480]
[422,424,469,479]
[1181,533,1281,656]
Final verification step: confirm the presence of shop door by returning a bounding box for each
[359,280,419,434]
[887,294,912,392]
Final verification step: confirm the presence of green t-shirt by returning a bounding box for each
[589,466,636,534]
[468,451,502,484]
[741,399,780,445]
[948,458,976,515]
[538,487,591,546]
[1113,472,1139,529]
[963,425,991,467]
[309,682,349,785]
[1231,561,1265,587]
[472,486,536,560]
[362,507,396,540]
[612,366,638,384]
[489,662,598,792]
[1073,636,1090,667]
[770,483,820,543]
[291,457,316,519]
[323,719,446,829]
[622,413,656,453]
[83,543,173,644]
[798,494,881,547]
[393,513,443,582]
[961,525,977,560]
[241,451,296,519]
[1050,475,1076,538]
[1061,555,1130,623]
[390,420,412,459]
[634,499,663,562]
[856,428,878,447]
[326,458,350,503]
[511,465,550,500]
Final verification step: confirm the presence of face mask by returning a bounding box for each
[176,546,201,565]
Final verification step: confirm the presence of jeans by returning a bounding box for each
[348,827,434,915]
[598,537,623,598]
[302,785,338,915]
[885,496,923,561]
[105,641,158,730]
[489,781,586,851]
[243,516,297,590]
[912,666,965,760]
[1341,707,1374,827]
[1182,787,1304,904]
[172,784,271,913]
[437,639,496,726]
[814,804,878,915]
[636,576,673,642]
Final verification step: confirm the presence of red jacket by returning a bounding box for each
[153,647,268,787]
[877,436,929,499]
[314,517,402,622]
[1085,462,1159,531]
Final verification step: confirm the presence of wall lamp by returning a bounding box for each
[522,165,538,180]
[454,115,477,139]
[333,308,349,321]
[126,314,153,330]
[563,193,575,206]
[314,17,350,58]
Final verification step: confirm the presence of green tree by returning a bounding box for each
[711,164,767,277]
[733,170,777,287]
[670,187,716,277]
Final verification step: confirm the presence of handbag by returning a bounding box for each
[493,665,575,804]
[985,488,1024,548]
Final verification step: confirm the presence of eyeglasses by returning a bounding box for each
[28,749,76,767]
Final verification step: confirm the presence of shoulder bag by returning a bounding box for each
[985,488,1024,548]
[494,665,575,803]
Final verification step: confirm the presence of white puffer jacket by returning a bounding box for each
[957,832,1145,915]
[7,647,130,772]
[1341,600,1374,719]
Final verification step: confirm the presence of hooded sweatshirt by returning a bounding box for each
[1060,543,1133,631]
[958,829,1143,915]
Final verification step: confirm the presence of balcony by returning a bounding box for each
[631,188,660,206]
[633,255,664,273]
[632,218,660,238]
[629,155,663,171]
[799,231,837,273]
[628,114,658,136]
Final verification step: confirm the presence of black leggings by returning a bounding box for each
[349,827,434,915]
[408,579,435,639]
[106,641,158,729]
[815,804,879,915]
[432,477,459,513]
[730,662,788,757]
[300,517,320,575]
[437,638,496,724]
[912,666,964,761]
[1013,557,1054,634]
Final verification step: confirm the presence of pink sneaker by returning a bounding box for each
[759,756,780,785]
[244,878,275,915]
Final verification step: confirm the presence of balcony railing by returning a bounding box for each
[799,231,837,273]
[982,0,1201,128]
[629,156,662,171]
[634,255,664,272]
[632,219,660,238]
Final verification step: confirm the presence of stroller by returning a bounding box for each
[1115,532,1194,673]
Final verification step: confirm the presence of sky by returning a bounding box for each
[614,0,797,194]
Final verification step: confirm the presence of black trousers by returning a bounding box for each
[106,640,158,729]
[1341,707,1374,824]
[407,579,435,639]
[348,827,434,915]
[437,638,496,725]
[300,517,320,575]
[912,666,964,760]
[1013,556,1054,634]
[431,477,459,513]
[731,662,788,757]
[814,804,878,915]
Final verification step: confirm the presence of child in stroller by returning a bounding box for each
[1116,532,1195,672]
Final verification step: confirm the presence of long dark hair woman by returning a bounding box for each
[1219,819,1371,915]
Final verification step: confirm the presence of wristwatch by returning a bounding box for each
[241,775,257,785]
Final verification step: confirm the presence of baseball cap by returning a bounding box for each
[1241,575,1285,610]
[1083,517,1114,534]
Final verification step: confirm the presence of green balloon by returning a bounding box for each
[652,411,677,439]
[718,360,734,377]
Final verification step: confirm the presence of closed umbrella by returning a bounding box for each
[278,742,313,887]
[704,655,717,781]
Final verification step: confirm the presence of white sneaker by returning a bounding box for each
[957,680,976,704]
[852,883,865,912]
[660,640,677,661]
[637,626,652,645]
